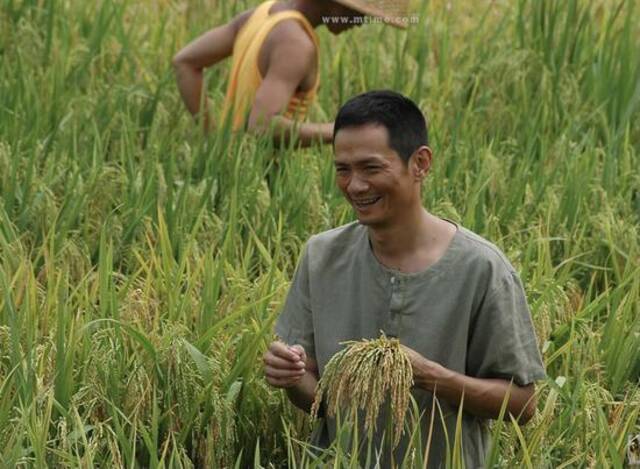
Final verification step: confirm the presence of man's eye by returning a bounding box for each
[365,166,380,172]
[335,167,348,173]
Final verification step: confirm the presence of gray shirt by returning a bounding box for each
[275,221,546,467]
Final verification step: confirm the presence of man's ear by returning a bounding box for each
[411,146,433,181]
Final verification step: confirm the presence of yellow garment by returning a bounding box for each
[222,1,320,131]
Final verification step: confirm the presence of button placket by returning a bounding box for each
[386,275,403,337]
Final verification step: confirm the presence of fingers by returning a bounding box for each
[265,375,304,388]
[269,341,305,362]
[305,355,319,375]
[263,341,308,388]
[288,344,307,362]
[265,365,305,378]
[264,362,305,388]
[264,353,305,372]
[400,344,420,363]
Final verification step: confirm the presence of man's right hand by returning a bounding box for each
[263,341,307,388]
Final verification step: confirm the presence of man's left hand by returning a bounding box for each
[401,344,450,391]
[400,344,537,423]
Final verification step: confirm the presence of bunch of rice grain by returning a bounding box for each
[310,334,413,448]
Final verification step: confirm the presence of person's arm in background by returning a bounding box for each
[264,341,318,413]
[172,10,252,131]
[247,27,333,147]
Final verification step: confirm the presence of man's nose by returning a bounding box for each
[347,173,369,194]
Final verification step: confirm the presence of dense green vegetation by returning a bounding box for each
[1,0,639,466]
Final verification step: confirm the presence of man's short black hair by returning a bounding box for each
[333,90,429,162]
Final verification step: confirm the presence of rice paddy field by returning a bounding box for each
[1,0,640,466]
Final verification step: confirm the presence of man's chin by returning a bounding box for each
[354,214,379,226]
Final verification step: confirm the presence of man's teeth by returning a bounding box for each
[354,197,380,206]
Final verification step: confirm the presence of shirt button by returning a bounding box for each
[390,277,396,284]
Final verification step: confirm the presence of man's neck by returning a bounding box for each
[368,206,429,257]
[368,207,457,273]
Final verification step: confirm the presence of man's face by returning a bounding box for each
[325,3,365,34]
[334,124,420,228]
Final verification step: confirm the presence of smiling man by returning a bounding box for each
[173,1,409,146]
[263,90,546,466]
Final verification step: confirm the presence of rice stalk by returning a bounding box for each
[311,333,413,448]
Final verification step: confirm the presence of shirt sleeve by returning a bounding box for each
[274,241,315,359]
[466,270,546,386]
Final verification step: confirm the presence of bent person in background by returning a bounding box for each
[172,0,409,146]
[263,90,546,466]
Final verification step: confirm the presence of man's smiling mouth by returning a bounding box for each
[352,196,382,208]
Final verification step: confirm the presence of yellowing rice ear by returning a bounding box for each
[310,333,413,449]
